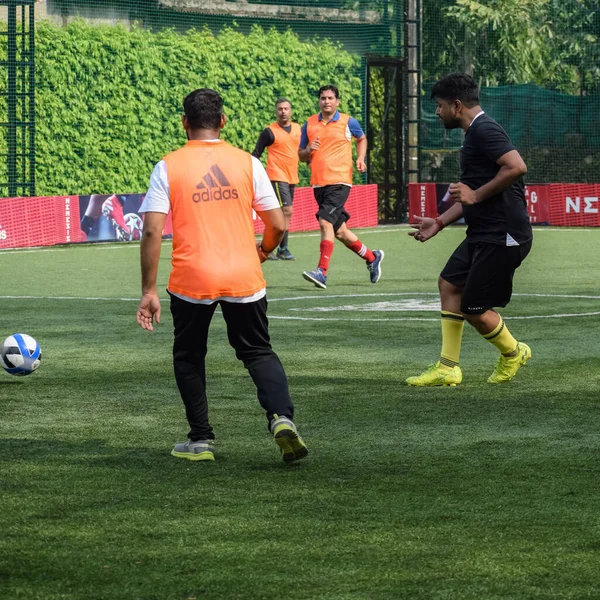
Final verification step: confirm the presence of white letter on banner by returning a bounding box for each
[583,198,598,214]
[565,197,580,213]
[65,197,71,242]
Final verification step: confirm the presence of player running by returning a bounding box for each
[299,84,384,290]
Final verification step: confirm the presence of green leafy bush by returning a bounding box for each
[2,20,363,195]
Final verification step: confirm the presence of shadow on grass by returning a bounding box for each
[0,436,313,476]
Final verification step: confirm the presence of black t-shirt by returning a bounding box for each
[460,113,532,245]
[251,124,292,159]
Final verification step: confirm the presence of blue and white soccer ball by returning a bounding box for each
[0,333,41,376]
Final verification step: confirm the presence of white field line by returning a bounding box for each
[0,243,142,255]
[0,292,598,322]
[1,292,599,302]
[1,225,598,254]
[0,295,140,301]
[269,312,600,322]
[268,292,600,301]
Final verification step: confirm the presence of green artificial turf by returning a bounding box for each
[0,225,598,599]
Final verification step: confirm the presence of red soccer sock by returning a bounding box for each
[318,240,334,274]
[348,239,375,263]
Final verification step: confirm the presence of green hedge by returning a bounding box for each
[1,21,363,195]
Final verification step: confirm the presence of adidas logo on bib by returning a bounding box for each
[193,164,239,202]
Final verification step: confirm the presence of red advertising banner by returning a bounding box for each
[408,183,599,227]
[407,183,438,222]
[0,196,85,249]
[253,184,379,234]
[0,193,152,249]
[548,184,600,227]
[0,184,378,250]
[525,185,550,224]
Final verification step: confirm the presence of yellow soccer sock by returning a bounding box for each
[440,311,465,368]
[483,315,519,355]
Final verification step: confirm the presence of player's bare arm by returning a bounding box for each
[450,150,527,206]
[299,138,320,163]
[138,211,166,331]
[409,202,463,243]
[255,207,285,262]
[355,135,367,172]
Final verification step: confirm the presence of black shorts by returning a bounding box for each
[271,181,295,208]
[441,238,532,315]
[314,184,351,232]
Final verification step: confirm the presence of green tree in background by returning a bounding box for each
[423,0,599,94]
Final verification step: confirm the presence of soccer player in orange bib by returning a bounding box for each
[136,89,308,463]
[299,84,384,289]
[252,97,301,260]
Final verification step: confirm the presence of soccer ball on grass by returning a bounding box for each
[0,333,41,376]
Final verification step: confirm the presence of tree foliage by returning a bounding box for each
[3,20,362,196]
[423,0,599,94]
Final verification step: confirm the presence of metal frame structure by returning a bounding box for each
[366,55,406,222]
[0,0,35,198]
[404,0,422,187]
[365,0,422,222]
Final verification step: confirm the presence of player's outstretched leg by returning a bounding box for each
[340,228,384,284]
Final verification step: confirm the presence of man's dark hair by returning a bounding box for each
[318,84,339,99]
[431,73,479,107]
[183,89,223,130]
[276,97,292,107]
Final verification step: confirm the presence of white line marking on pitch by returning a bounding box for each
[1,225,597,254]
[0,295,140,301]
[0,244,144,255]
[2,292,599,302]
[0,292,598,322]
[269,292,600,301]
[269,311,600,322]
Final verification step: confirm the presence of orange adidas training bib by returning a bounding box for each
[306,113,353,186]
[163,140,265,300]
[266,122,301,184]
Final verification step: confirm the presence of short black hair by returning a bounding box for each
[431,73,480,107]
[183,88,223,130]
[318,84,339,99]
[275,97,292,107]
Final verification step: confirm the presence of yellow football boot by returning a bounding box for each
[487,342,532,384]
[406,362,463,387]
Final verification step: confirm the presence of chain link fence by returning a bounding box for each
[0,1,598,221]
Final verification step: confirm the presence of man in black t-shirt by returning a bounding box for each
[407,73,533,386]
